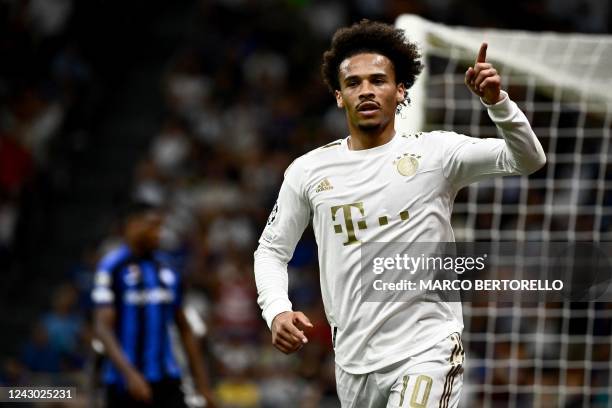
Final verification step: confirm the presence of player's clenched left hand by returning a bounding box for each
[271,311,313,354]
[465,42,503,105]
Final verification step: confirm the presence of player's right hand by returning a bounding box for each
[271,311,313,354]
[126,369,153,402]
[464,42,502,105]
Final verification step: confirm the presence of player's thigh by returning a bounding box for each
[336,364,388,408]
[387,365,463,408]
[387,332,465,408]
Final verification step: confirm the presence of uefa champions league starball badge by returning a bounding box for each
[394,153,420,177]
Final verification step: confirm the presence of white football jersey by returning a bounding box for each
[254,92,546,374]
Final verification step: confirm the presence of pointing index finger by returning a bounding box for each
[476,42,488,63]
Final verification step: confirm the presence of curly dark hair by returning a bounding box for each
[321,20,424,109]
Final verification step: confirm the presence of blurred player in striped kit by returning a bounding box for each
[254,20,545,407]
[92,202,215,407]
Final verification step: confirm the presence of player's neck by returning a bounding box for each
[347,122,396,151]
[126,240,152,258]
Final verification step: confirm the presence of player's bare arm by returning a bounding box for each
[464,42,503,105]
[271,311,313,354]
[175,308,218,408]
[94,307,153,402]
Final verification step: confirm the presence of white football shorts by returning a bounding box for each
[335,332,465,408]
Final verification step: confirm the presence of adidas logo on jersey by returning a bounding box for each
[315,178,334,193]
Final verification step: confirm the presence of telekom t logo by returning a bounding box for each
[331,202,367,246]
[331,201,410,246]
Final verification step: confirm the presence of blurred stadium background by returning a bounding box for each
[0,0,610,407]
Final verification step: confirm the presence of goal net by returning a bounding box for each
[396,15,612,408]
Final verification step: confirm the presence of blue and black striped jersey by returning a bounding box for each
[92,244,183,385]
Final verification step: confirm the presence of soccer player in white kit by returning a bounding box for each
[254,20,546,407]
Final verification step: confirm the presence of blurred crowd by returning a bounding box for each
[0,1,94,405]
[0,0,93,269]
[1,0,611,407]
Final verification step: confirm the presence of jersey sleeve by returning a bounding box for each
[254,159,311,329]
[442,91,546,189]
[91,260,117,307]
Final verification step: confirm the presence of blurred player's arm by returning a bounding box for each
[175,308,217,408]
[254,160,313,354]
[443,42,546,188]
[93,306,152,402]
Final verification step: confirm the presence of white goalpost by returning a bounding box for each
[396,14,612,408]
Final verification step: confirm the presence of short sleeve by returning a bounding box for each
[91,266,116,306]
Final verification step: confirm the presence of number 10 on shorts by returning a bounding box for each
[399,375,433,407]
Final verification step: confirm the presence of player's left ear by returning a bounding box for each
[335,90,344,108]
[396,82,406,104]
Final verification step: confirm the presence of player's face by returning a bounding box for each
[141,211,163,249]
[335,53,405,132]
[126,211,164,252]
